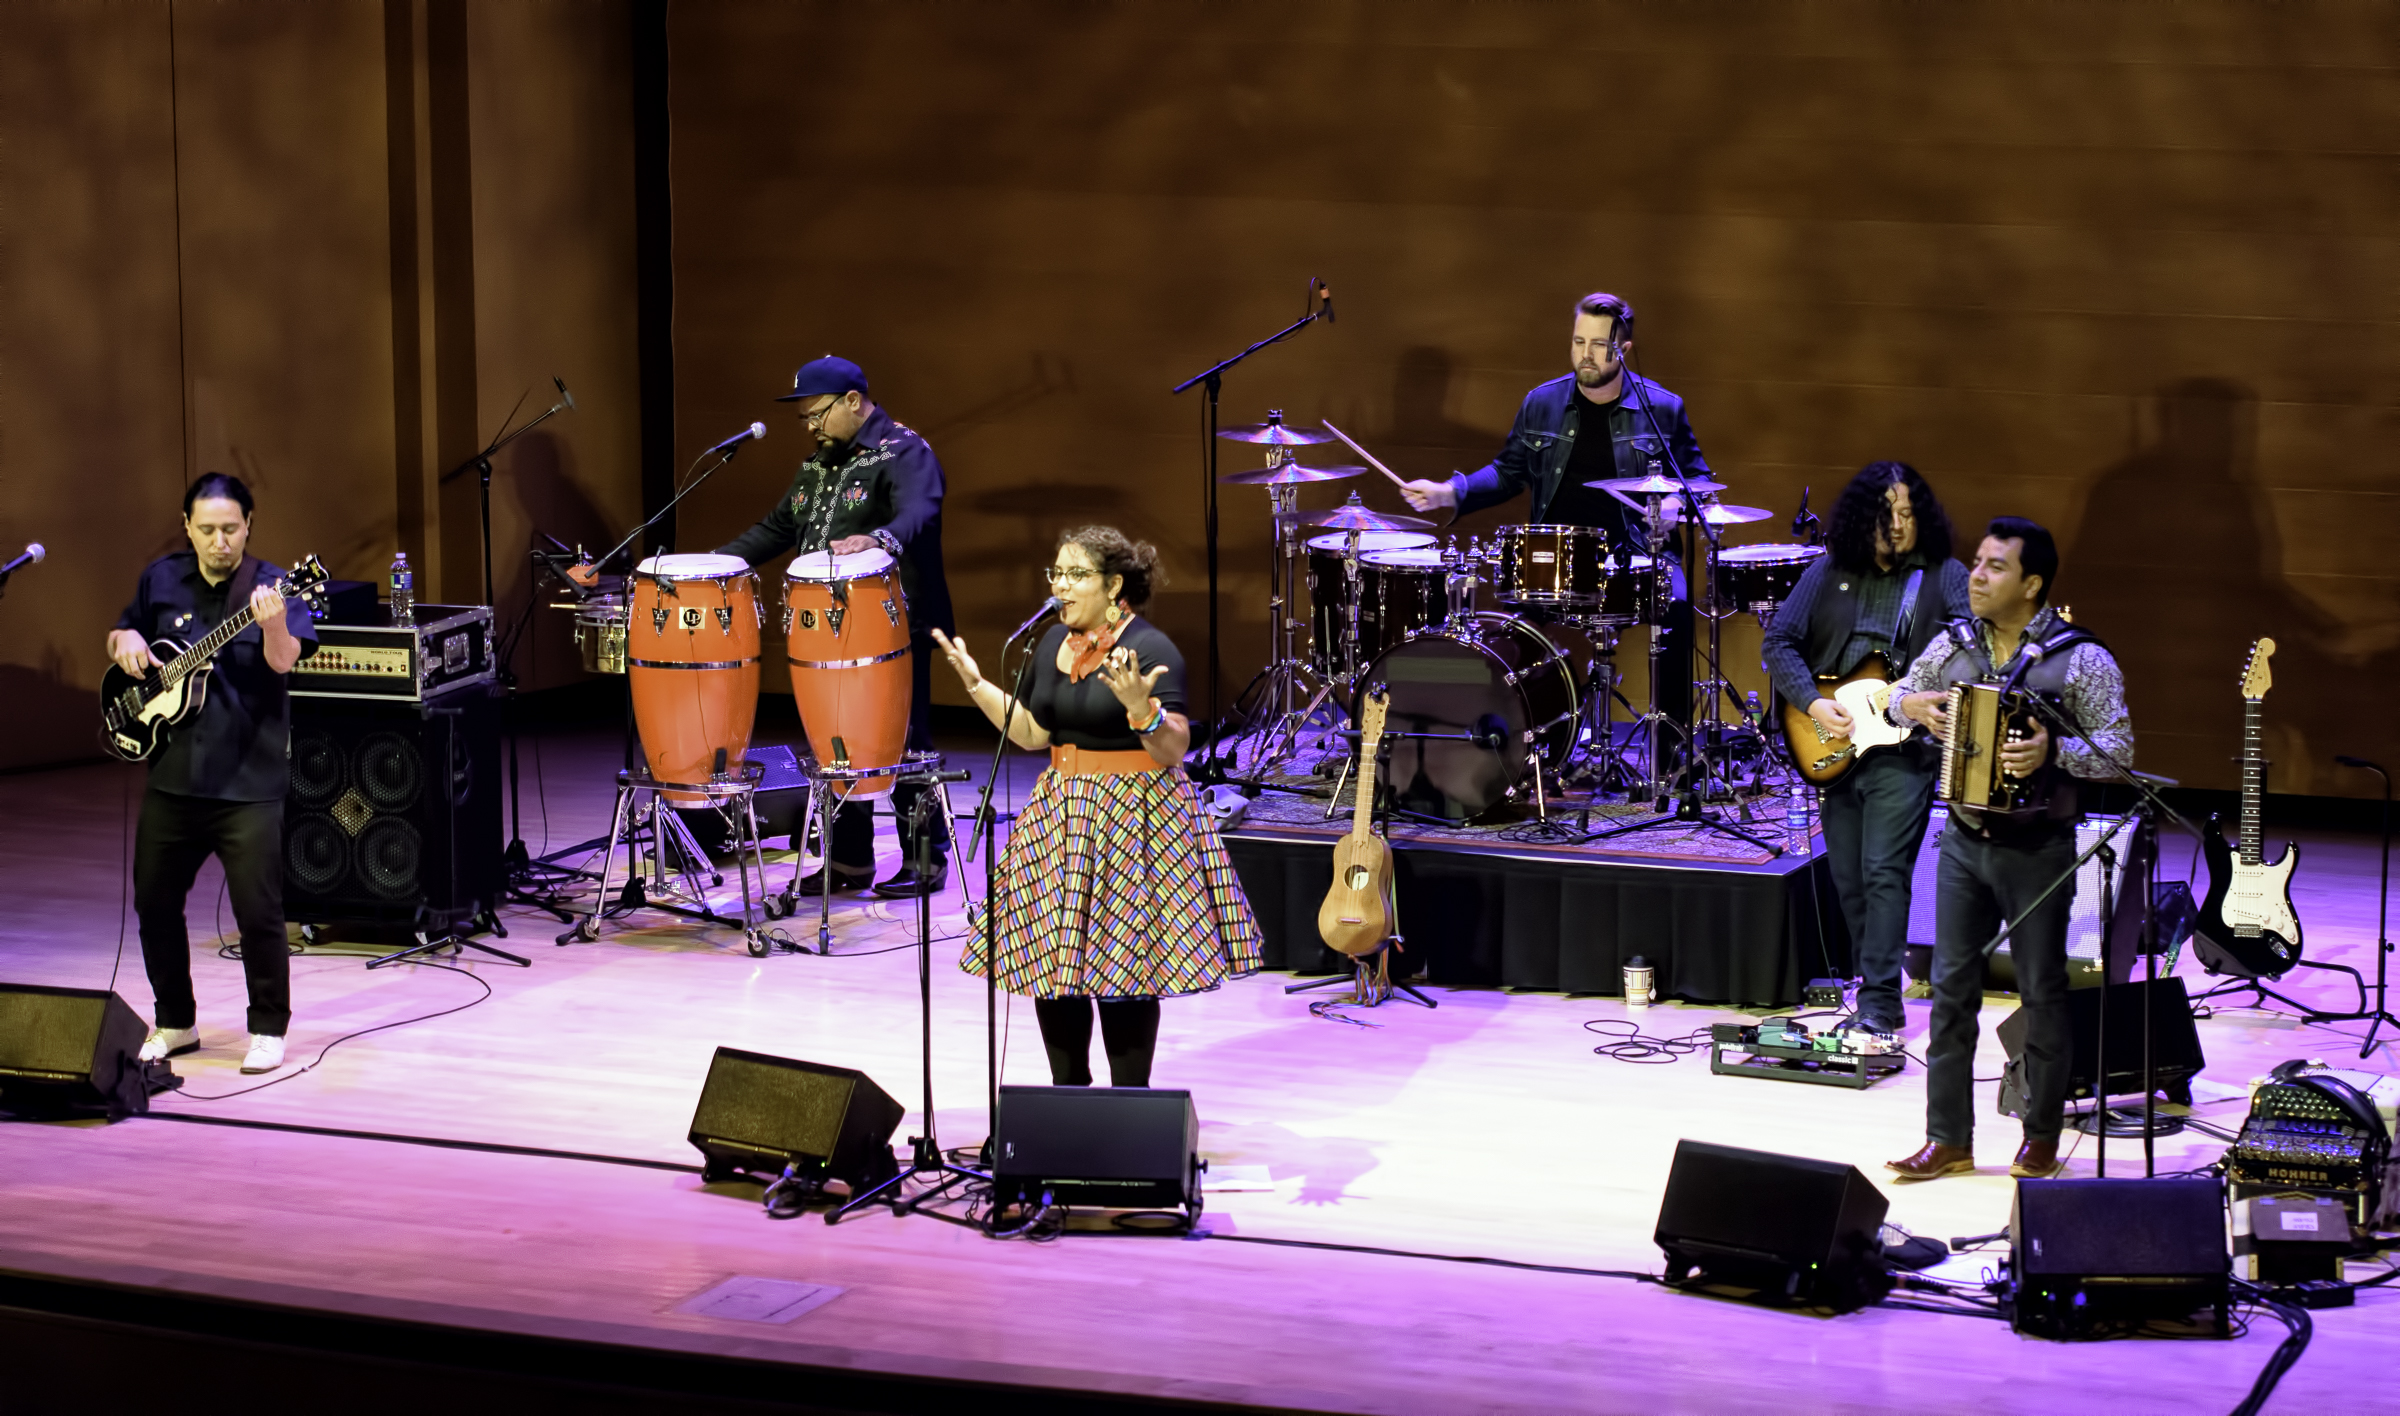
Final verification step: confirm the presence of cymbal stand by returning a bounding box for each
[1224,454,1346,777]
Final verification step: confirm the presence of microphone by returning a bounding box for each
[0,543,43,577]
[554,375,576,412]
[702,422,767,456]
[1006,596,1062,643]
[1792,486,1812,537]
[1312,277,1335,324]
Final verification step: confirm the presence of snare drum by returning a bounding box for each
[1594,553,1667,625]
[784,547,913,799]
[1306,530,1436,676]
[1711,543,1825,619]
[1493,524,1608,608]
[629,554,761,803]
[572,593,628,675]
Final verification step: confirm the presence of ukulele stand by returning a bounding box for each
[1284,939,1437,1009]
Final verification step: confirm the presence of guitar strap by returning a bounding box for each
[224,554,264,622]
[1892,568,1925,663]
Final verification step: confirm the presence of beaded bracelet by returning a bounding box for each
[1134,698,1166,735]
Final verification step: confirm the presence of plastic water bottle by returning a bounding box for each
[390,552,415,627]
[1785,784,1810,852]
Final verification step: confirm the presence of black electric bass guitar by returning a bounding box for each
[99,555,330,763]
[2194,637,2303,977]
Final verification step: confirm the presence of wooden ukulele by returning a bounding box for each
[99,555,330,763]
[1318,690,1395,956]
[2195,638,2304,977]
[1779,655,1915,785]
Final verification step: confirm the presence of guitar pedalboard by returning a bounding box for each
[1710,1019,1905,1090]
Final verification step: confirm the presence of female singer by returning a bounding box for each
[932,526,1261,1087]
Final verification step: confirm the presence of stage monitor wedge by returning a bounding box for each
[1997,975,2205,1118]
[688,1047,903,1190]
[990,1085,1202,1222]
[0,985,155,1119]
[2010,1177,2229,1339]
[1654,1139,1891,1311]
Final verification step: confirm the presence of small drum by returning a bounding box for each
[1493,524,1607,608]
[784,546,913,799]
[1594,553,1667,625]
[629,554,761,804]
[1306,530,1437,676]
[1711,543,1825,619]
[572,593,628,675]
[1358,547,1451,661]
[1359,613,1579,822]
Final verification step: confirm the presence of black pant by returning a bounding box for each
[1926,826,2076,1147]
[1032,997,1161,1087]
[1819,748,1937,1028]
[135,789,291,1036]
[828,630,949,875]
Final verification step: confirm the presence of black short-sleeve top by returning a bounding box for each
[1021,618,1187,752]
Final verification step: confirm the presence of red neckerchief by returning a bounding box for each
[1063,604,1135,683]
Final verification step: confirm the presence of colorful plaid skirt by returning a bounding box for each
[959,765,1264,999]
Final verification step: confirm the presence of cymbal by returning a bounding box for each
[1300,492,1432,533]
[1218,419,1335,446]
[1667,501,1773,525]
[1219,462,1367,485]
[1587,473,1726,496]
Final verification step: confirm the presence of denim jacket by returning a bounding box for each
[1446,372,1710,543]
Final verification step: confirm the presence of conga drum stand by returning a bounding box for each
[556,762,772,952]
[775,749,954,957]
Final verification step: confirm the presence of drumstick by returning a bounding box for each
[1319,419,1411,490]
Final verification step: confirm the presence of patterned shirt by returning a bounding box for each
[1886,605,2133,780]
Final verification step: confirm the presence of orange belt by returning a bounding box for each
[1049,743,1165,776]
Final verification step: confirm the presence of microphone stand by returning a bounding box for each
[1170,280,1334,784]
[2325,758,2396,1058]
[438,384,574,610]
[961,613,1052,1185]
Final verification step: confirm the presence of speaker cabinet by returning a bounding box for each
[2010,1177,2228,1338]
[1654,1139,1892,1311]
[990,1085,1202,1221]
[1997,975,2206,1118]
[284,688,501,929]
[687,1047,903,1189]
[0,985,153,1119]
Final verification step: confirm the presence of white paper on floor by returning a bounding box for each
[671,1276,844,1324]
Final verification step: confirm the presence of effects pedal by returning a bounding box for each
[1710,1018,1905,1090]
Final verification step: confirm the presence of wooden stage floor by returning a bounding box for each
[2,732,2397,1413]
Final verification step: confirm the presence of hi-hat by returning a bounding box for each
[1218,416,1334,447]
[1301,492,1432,533]
[1219,462,1367,485]
[1588,473,1726,496]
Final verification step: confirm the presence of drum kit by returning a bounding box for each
[553,545,937,955]
[1216,413,1829,828]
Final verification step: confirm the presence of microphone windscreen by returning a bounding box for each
[749,421,766,439]
[26,543,43,563]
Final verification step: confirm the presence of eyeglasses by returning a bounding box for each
[801,395,848,428]
[1041,565,1099,588]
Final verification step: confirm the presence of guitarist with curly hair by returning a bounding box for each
[1762,461,1970,1038]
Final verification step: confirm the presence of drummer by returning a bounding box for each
[719,355,955,898]
[1398,291,1704,746]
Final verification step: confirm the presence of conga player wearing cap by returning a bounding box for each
[932,527,1262,1088]
[719,356,955,897]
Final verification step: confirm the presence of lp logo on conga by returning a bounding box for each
[679,606,704,631]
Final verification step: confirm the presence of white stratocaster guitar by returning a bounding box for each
[2195,638,2303,977]
[1781,655,1916,785]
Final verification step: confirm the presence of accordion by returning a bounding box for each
[1936,682,2050,817]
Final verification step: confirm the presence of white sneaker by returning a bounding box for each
[240,1034,286,1074]
[138,1026,200,1062]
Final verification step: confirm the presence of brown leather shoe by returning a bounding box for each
[2010,1137,2063,1178]
[1886,1141,1975,1182]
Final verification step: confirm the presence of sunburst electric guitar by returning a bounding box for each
[1318,690,1395,957]
[99,555,330,763]
[2195,638,2304,977]
[1780,655,1917,786]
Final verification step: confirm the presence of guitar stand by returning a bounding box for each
[1285,939,1437,1009]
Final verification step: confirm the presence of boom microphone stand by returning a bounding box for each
[2326,756,2397,1058]
[1171,277,1336,783]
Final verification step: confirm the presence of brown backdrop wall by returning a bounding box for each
[665,0,2399,796]
[0,0,643,771]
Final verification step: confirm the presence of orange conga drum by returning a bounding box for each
[784,547,912,799]
[628,553,761,804]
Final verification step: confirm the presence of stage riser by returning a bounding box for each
[1223,835,1843,1008]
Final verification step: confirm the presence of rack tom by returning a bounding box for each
[784,547,912,799]
[629,554,761,803]
[1712,543,1825,621]
[1306,529,1436,677]
[1493,524,1607,608]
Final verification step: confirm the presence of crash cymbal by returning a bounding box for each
[1587,473,1727,496]
[1219,462,1367,485]
[1300,492,1433,533]
[1672,501,1773,525]
[1217,414,1335,446]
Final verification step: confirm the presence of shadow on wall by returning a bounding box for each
[0,660,102,771]
[498,428,621,692]
[2063,378,2394,795]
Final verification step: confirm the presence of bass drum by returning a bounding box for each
[1358,613,1579,823]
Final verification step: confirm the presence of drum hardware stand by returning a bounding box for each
[556,763,771,951]
[1287,731,1437,1010]
[1223,463,1347,778]
[829,760,988,1226]
[1171,277,1338,784]
[772,749,951,957]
